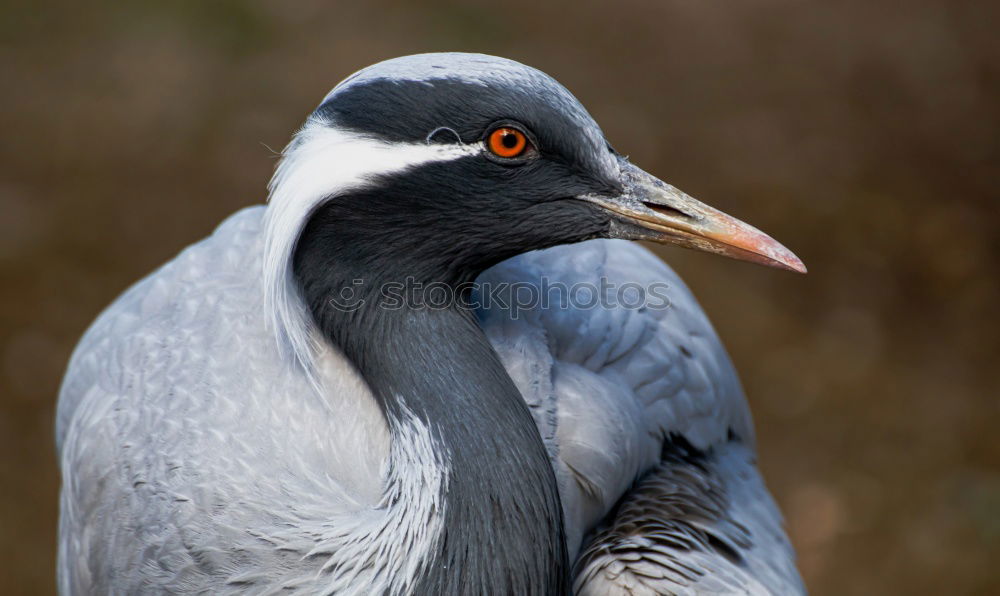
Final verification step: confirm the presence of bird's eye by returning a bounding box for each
[487,127,530,159]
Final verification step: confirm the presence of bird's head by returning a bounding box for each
[266,53,803,312]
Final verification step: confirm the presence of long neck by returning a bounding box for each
[293,214,569,594]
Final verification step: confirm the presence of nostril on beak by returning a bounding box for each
[642,202,691,220]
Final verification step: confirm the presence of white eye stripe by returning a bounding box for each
[262,122,482,378]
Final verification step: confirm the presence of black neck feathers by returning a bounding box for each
[292,189,572,594]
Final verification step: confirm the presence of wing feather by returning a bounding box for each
[573,441,803,595]
[479,239,802,593]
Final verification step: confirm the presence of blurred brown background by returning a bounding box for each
[2,0,998,593]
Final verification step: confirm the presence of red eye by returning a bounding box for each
[487,127,529,158]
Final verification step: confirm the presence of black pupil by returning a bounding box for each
[501,131,518,149]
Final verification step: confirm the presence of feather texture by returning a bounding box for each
[57,206,802,594]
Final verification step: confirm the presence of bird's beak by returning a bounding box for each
[580,160,806,273]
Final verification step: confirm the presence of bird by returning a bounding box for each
[56,53,807,595]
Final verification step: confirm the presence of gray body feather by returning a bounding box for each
[57,206,803,594]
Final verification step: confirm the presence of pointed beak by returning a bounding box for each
[581,161,806,273]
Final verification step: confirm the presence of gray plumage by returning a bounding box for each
[57,53,805,595]
[58,209,801,594]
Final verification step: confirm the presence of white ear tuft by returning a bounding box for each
[262,119,481,376]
